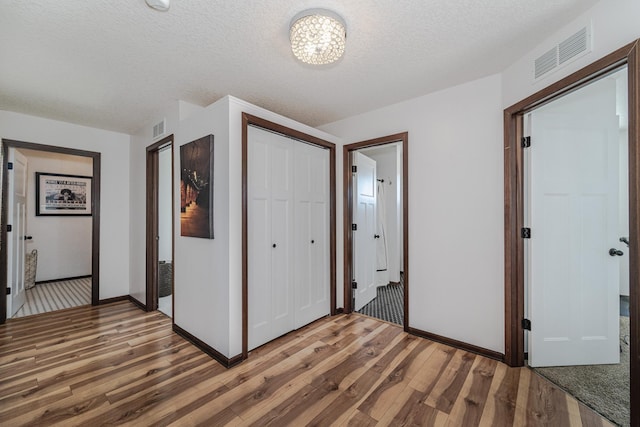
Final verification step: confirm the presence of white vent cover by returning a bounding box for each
[534,25,591,81]
[153,119,166,139]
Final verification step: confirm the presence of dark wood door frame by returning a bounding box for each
[241,112,337,360]
[0,139,101,323]
[343,133,409,329]
[145,135,174,314]
[504,39,640,424]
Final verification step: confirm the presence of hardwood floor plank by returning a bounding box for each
[345,409,377,426]
[357,337,430,420]
[0,386,72,424]
[408,343,456,394]
[0,302,614,427]
[477,362,520,427]
[424,349,476,413]
[525,370,572,426]
[578,400,612,427]
[386,388,448,427]
[445,356,497,426]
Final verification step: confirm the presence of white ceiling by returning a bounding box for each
[0,0,599,134]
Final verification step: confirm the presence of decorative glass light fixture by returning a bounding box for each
[290,9,347,65]
[145,0,170,11]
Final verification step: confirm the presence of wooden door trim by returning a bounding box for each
[343,133,409,328]
[145,135,174,313]
[241,113,337,360]
[504,39,639,425]
[0,139,101,323]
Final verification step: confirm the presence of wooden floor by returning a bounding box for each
[0,302,613,426]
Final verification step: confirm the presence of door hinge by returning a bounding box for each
[351,223,357,231]
[521,136,531,148]
[6,287,11,295]
[7,162,13,170]
[521,227,531,239]
[522,318,531,331]
[351,281,358,289]
[352,165,357,173]
[7,224,12,232]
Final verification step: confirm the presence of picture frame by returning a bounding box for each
[180,134,214,239]
[35,172,92,216]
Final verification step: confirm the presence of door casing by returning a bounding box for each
[343,133,409,329]
[0,139,101,323]
[146,135,174,313]
[503,39,640,424]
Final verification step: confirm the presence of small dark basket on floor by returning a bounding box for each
[158,261,173,297]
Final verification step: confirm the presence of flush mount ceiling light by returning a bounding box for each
[290,9,346,65]
[145,0,170,12]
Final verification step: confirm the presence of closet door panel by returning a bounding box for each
[271,197,294,335]
[247,128,273,350]
[295,143,330,327]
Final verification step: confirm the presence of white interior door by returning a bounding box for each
[7,148,28,317]
[248,127,295,350]
[528,77,621,367]
[353,152,377,311]
[294,142,330,327]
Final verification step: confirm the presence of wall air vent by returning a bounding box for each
[533,25,591,82]
[558,27,588,65]
[534,47,558,80]
[153,119,166,139]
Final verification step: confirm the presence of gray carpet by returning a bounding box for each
[534,316,630,427]
[13,277,91,318]
[357,283,404,326]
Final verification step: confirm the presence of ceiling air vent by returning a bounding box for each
[533,25,591,81]
[153,119,166,139]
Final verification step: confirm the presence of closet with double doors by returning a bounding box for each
[247,125,330,350]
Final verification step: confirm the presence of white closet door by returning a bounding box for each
[248,127,295,350]
[294,142,330,328]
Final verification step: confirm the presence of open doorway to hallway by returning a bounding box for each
[1,139,100,323]
[344,133,408,328]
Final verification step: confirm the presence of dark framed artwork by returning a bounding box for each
[36,172,92,216]
[180,134,214,238]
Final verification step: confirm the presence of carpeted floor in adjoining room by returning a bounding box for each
[13,277,91,318]
[533,316,630,427]
[358,283,404,326]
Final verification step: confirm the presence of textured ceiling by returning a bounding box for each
[0,0,599,134]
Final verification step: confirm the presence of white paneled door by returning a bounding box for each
[353,152,377,311]
[295,141,330,327]
[248,127,330,351]
[7,148,28,317]
[528,78,621,367]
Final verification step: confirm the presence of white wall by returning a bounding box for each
[173,97,231,356]
[20,149,92,281]
[502,0,640,108]
[0,110,131,300]
[319,74,505,353]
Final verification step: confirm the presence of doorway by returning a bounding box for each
[522,68,629,425]
[1,139,101,324]
[146,135,174,317]
[503,39,640,425]
[343,133,408,328]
